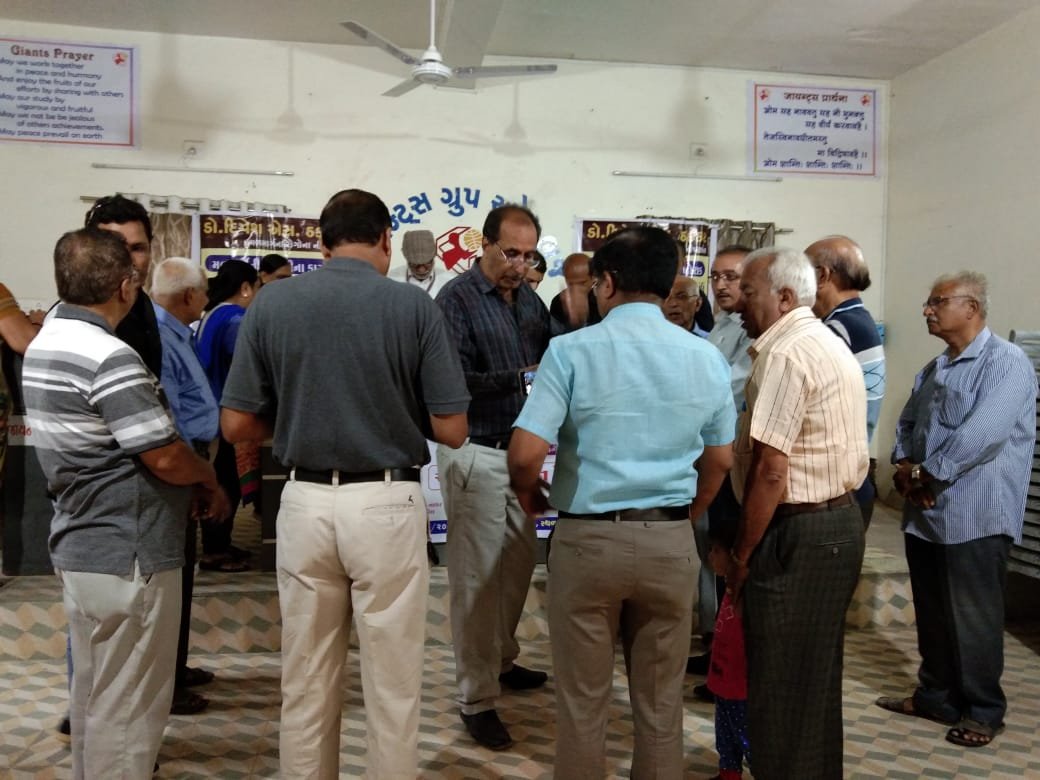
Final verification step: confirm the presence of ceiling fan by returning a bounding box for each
[342,0,558,97]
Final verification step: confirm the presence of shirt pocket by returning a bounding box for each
[937,387,973,429]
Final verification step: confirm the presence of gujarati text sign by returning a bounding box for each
[0,38,136,146]
[750,83,877,177]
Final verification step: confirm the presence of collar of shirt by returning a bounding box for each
[941,326,991,366]
[325,256,381,275]
[54,303,115,334]
[601,301,668,323]
[749,306,816,360]
[823,296,866,321]
[152,301,194,343]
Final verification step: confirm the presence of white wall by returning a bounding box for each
[0,19,887,311]
[881,4,1040,491]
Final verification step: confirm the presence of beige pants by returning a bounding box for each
[276,477,428,780]
[548,519,696,780]
[60,562,180,780]
[438,441,537,714]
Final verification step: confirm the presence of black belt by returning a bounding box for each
[558,506,690,522]
[774,492,854,518]
[291,467,421,485]
[470,433,512,450]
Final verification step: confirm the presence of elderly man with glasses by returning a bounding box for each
[435,204,552,750]
[876,271,1036,751]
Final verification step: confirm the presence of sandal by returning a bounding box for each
[945,721,1004,748]
[198,556,249,573]
[226,544,252,562]
[874,695,959,726]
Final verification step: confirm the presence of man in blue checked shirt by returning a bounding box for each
[876,271,1037,750]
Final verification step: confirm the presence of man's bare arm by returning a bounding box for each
[688,443,733,523]
[221,408,274,444]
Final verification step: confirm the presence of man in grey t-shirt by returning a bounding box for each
[24,228,227,779]
[222,189,469,779]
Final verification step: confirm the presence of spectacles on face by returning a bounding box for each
[589,277,601,293]
[709,271,740,283]
[667,292,698,302]
[922,295,976,309]
[495,242,539,268]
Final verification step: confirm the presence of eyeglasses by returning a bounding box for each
[709,271,740,283]
[590,278,601,292]
[495,243,539,268]
[922,295,976,309]
[667,292,698,302]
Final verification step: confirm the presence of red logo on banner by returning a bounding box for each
[861,94,871,106]
[113,52,127,65]
[437,227,483,274]
[759,88,770,101]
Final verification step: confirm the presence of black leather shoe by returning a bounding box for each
[686,653,710,675]
[498,664,548,690]
[56,716,71,744]
[461,710,514,750]
[170,688,209,715]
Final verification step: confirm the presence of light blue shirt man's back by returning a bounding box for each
[513,302,736,514]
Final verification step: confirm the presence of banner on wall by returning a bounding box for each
[574,217,717,292]
[0,38,137,147]
[749,82,878,176]
[421,442,557,543]
[193,212,324,274]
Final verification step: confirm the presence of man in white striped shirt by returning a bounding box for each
[728,247,868,779]
[877,271,1037,750]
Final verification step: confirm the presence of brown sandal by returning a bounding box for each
[874,695,959,726]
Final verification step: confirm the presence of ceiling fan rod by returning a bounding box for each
[428,0,438,49]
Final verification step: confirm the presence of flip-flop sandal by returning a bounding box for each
[874,696,959,726]
[226,544,252,561]
[946,722,1005,748]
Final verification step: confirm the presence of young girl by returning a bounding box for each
[706,529,750,780]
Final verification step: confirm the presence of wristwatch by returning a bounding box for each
[910,464,922,482]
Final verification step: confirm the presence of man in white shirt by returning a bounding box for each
[389,229,449,298]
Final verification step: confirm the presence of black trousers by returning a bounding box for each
[201,437,240,555]
[174,518,197,686]
[744,503,864,780]
[905,532,1010,729]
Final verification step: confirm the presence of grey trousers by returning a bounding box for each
[438,441,537,714]
[743,503,864,780]
[60,562,180,780]
[548,518,696,780]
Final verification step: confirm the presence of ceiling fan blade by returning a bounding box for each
[341,21,418,66]
[452,63,558,79]
[382,79,423,98]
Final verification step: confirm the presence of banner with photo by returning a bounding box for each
[193,212,324,275]
[574,217,717,292]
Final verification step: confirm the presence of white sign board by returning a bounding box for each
[749,83,878,177]
[0,38,137,147]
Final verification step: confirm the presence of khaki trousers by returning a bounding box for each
[438,441,537,714]
[276,477,428,780]
[548,519,696,780]
[60,562,180,780]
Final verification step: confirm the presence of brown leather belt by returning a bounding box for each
[774,492,855,518]
[558,506,690,522]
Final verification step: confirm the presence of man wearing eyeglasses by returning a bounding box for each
[435,204,552,750]
[806,235,886,528]
[876,271,1036,751]
[663,275,709,337]
[685,246,754,694]
[389,229,449,298]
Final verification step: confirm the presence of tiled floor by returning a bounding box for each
[3,506,1039,778]
[3,625,1040,778]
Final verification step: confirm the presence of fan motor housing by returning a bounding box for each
[414,60,452,84]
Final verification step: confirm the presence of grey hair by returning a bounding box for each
[934,270,989,318]
[807,235,871,291]
[151,256,207,297]
[744,246,816,307]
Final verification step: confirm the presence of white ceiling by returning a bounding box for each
[3,0,1038,80]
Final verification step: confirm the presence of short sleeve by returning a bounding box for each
[91,348,179,455]
[512,340,571,445]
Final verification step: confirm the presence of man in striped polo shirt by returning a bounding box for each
[728,247,868,779]
[878,271,1037,750]
[23,228,228,778]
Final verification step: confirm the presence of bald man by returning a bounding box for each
[805,235,885,528]
[663,275,708,337]
[549,252,600,333]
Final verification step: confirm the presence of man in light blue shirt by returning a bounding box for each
[152,256,221,716]
[508,226,735,778]
[877,271,1036,750]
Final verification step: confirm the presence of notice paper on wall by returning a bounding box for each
[0,38,137,147]
[749,82,878,177]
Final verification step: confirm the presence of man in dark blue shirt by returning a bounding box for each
[436,204,551,750]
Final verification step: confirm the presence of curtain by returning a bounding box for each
[712,219,776,250]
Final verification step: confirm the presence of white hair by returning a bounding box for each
[745,246,816,307]
[933,270,989,318]
[151,256,207,297]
